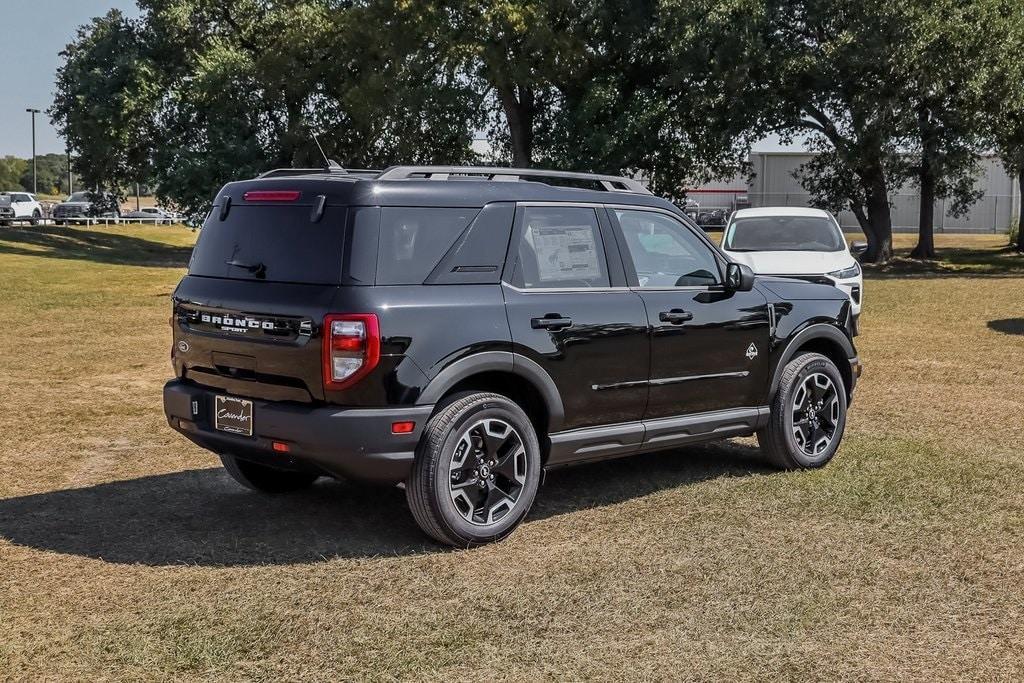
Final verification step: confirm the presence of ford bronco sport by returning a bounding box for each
[164,165,861,547]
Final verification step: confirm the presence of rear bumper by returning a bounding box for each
[163,379,433,484]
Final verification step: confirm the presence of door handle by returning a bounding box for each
[531,314,573,331]
[659,309,693,324]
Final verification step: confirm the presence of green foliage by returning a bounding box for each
[52,1,482,218]
[50,10,158,206]
[18,154,75,195]
[0,156,28,192]
[49,0,1024,246]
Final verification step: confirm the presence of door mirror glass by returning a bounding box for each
[850,240,868,256]
[725,262,755,292]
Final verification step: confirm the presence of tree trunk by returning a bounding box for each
[911,162,937,259]
[911,118,938,260]
[860,173,894,263]
[497,83,534,167]
[1017,168,1024,253]
[850,202,870,234]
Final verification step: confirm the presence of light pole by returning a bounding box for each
[25,108,40,194]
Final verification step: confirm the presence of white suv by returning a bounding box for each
[721,207,865,332]
[0,191,43,225]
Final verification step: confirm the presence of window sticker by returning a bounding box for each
[530,225,601,282]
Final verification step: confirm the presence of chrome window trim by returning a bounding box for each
[502,282,632,294]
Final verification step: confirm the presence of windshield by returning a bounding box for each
[724,215,845,252]
[67,192,90,202]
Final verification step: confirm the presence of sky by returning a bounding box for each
[0,0,140,158]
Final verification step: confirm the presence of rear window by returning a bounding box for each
[190,205,348,285]
[376,207,478,285]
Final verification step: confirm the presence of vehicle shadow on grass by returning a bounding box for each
[988,318,1024,336]
[0,225,193,267]
[0,441,769,566]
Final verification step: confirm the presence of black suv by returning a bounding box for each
[164,165,861,547]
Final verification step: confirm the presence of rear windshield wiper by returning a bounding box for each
[225,259,266,278]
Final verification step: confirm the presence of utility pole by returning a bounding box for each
[25,108,40,194]
[66,150,73,194]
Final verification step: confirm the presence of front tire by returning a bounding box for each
[406,392,542,547]
[30,210,41,226]
[219,453,319,493]
[757,352,848,469]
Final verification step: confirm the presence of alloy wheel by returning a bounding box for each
[791,372,841,456]
[448,418,528,526]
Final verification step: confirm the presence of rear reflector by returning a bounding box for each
[322,313,381,391]
[391,421,416,434]
[243,190,301,202]
[272,441,290,453]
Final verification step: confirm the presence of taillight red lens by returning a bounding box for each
[322,313,380,391]
[243,190,301,202]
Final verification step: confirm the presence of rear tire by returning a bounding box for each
[30,210,41,226]
[219,453,319,493]
[757,352,847,469]
[406,392,541,548]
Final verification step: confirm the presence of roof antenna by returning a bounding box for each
[311,132,344,171]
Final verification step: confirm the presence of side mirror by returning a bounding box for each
[850,240,868,256]
[725,262,755,292]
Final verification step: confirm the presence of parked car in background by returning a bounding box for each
[720,207,866,333]
[123,206,177,224]
[0,191,43,225]
[52,191,121,224]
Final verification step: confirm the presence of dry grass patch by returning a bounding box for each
[1,225,1023,680]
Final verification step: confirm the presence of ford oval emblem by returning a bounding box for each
[177,341,190,353]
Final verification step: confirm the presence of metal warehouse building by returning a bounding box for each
[689,152,1021,233]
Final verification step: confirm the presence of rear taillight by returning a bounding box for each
[322,314,380,391]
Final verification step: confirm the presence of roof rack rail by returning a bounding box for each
[376,165,651,194]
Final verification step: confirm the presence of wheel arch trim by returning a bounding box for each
[416,351,566,431]
[770,324,856,399]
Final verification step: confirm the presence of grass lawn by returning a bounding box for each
[1,224,1023,680]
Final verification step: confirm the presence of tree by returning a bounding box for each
[756,0,921,263]
[18,154,75,195]
[407,0,762,196]
[50,10,159,205]
[902,0,996,259]
[982,1,1024,252]
[0,156,28,192]
[52,0,481,218]
[544,0,765,199]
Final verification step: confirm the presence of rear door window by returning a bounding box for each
[511,207,610,289]
[189,205,348,285]
[376,207,478,285]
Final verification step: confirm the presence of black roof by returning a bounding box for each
[214,166,681,215]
